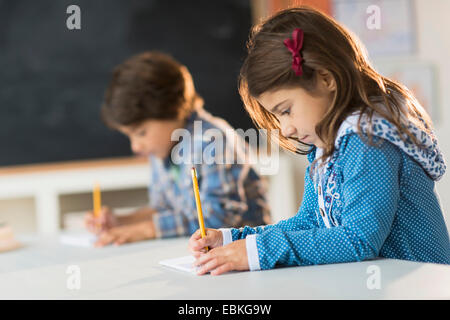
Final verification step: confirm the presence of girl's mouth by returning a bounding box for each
[299,135,309,142]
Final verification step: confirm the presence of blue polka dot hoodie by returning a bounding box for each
[221,108,450,270]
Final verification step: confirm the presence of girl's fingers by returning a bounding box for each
[188,237,201,253]
[193,248,220,267]
[189,245,204,256]
[193,228,213,241]
[193,252,209,267]
[201,230,219,246]
[210,262,233,276]
[197,256,222,275]
[189,244,207,257]
[188,231,201,245]
[190,236,209,250]
[189,229,200,239]
[195,229,203,237]
[191,229,205,242]
[193,244,238,276]
[194,238,208,250]
[188,229,220,258]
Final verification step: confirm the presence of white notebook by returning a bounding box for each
[59,234,97,247]
[159,255,197,273]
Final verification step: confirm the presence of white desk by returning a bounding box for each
[0,234,449,299]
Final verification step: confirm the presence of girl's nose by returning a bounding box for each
[281,124,297,138]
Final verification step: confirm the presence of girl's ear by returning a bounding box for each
[317,68,336,92]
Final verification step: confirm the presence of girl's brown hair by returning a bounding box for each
[239,6,432,170]
[101,51,203,128]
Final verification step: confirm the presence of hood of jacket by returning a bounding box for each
[331,110,446,181]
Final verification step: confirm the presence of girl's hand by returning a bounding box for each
[84,206,118,234]
[94,220,155,247]
[188,228,223,258]
[193,239,249,276]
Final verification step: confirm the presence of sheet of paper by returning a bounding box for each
[159,255,197,273]
[59,234,97,247]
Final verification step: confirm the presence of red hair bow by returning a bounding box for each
[283,28,304,76]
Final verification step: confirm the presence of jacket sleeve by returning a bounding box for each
[254,134,401,269]
[230,161,320,241]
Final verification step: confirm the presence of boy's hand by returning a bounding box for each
[193,239,249,276]
[94,220,155,247]
[188,228,223,258]
[84,206,118,234]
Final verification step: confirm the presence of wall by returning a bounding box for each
[415,0,450,230]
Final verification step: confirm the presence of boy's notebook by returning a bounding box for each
[59,233,97,247]
[159,255,197,273]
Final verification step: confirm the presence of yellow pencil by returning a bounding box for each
[191,167,208,252]
[93,182,102,230]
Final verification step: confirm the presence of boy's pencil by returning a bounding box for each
[93,182,102,230]
[191,167,208,252]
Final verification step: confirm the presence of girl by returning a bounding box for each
[188,6,450,275]
[85,51,270,246]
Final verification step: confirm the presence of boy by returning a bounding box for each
[85,52,270,246]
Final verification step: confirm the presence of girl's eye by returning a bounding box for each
[281,107,291,116]
[137,130,146,137]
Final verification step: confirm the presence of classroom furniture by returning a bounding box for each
[0,157,149,234]
[0,152,306,234]
[0,234,448,299]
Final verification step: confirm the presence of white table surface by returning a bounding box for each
[0,234,449,300]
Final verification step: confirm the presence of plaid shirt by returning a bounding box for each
[149,109,271,238]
